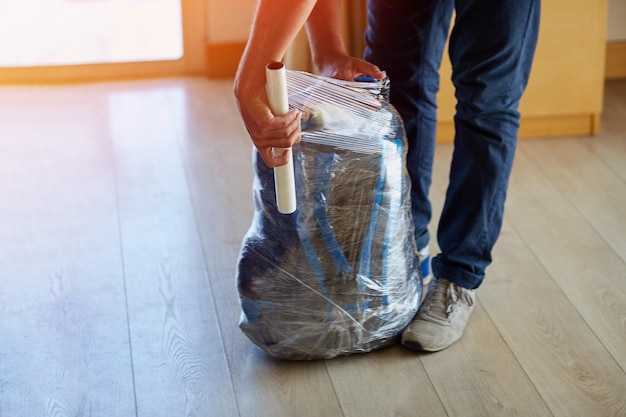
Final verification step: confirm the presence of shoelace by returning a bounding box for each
[424,280,474,320]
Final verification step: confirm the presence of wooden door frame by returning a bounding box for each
[0,0,207,84]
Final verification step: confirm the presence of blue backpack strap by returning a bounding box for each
[292,149,371,333]
[356,152,387,310]
[313,152,353,276]
[292,152,334,318]
[378,138,404,309]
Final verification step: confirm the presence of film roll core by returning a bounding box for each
[265,62,297,214]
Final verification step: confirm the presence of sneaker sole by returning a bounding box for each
[402,339,450,353]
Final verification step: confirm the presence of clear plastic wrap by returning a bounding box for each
[236,70,423,360]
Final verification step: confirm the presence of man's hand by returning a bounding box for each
[317,54,386,82]
[235,88,302,168]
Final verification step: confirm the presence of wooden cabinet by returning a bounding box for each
[435,0,609,142]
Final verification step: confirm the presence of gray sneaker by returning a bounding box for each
[401,278,476,352]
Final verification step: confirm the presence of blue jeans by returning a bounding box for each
[364,0,540,289]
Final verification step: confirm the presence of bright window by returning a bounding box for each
[0,0,183,67]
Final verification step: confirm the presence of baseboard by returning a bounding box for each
[206,42,246,78]
[436,113,599,143]
[606,41,626,80]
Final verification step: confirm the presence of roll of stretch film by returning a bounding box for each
[265,62,297,214]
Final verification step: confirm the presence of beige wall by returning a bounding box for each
[607,0,626,40]
[208,0,625,43]
[206,0,256,43]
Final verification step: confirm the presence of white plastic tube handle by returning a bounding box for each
[265,62,297,214]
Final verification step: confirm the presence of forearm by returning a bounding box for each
[305,0,383,80]
[233,0,312,168]
[235,0,318,96]
[305,0,347,70]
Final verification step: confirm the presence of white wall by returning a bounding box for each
[607,0,626,41]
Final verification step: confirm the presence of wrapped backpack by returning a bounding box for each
[236,70,423,360]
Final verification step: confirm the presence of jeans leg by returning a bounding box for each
[364,0,454,251]
[432,0,541,289]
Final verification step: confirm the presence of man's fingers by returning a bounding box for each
[260,146,291,168]
[260,147,276,167]
[251,109,300,144]
[252,108,301,168]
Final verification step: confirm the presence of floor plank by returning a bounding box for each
[106,81,239,417]
[0,86,136,417]
[486,223,626,417]
[326,345,449,417]
[507,142,626,372]
[418,303,552,417]
[519,137,626,261]
[482,145,626,416]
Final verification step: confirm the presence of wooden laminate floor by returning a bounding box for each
[0,78,625,417]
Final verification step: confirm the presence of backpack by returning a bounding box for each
[236,71,422,360]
